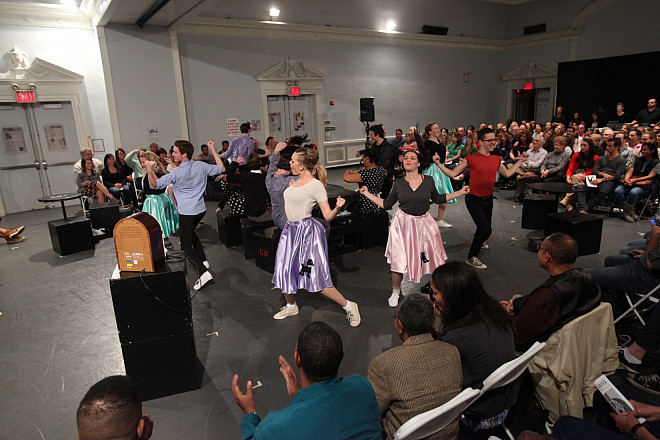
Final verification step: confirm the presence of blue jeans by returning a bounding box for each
[108,184,132,204]
[614,184,648,205]
[577,180,616,211]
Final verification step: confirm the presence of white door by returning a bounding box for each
[0,102,81,213]
[267,95,316,144]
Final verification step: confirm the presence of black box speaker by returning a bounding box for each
[109,261,190,342]
[120,331,201,401]
[48,216,94,255]
[89,203,121,231]
[217,208,243,247]
[422,25,448,35]
[544,211,603,256]
[241,218,275,260]
[359,210,390,249]
[255,226,281,274]
[522,194,557,230]
[360,97,375,122]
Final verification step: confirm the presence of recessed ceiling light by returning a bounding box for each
[269,8,280,17]
[385,21,396,31]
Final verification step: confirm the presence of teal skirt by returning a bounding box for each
[423,165,456,204]
[142,193,180,238]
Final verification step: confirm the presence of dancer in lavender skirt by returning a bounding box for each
[272,147,361,327]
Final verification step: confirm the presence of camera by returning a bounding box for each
[420,281,433,302]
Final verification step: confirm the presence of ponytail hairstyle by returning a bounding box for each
[295,147,327,188]
[423,122,437,142]
[140,151,166,176]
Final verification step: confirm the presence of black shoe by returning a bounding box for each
[618,348,642,375]
[629,371,660,395]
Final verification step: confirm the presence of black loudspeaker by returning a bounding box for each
[241,218,275,260]
[217,208,244,247]
[109,261,201,400]
[360,97,375,122]
[521,194,557,230]
[544,211,603,256]
[48,216,94,255]
[89,203,121,230]
[422,25,448,35]
[359,210,390,249]
[255,226,281,274]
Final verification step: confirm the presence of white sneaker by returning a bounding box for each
[481,242,489,250]
[437,220,453,228]
[274,305,299,320]
[203,260,210,269]
[466,256,487,270]
[388,293,400,308]
[194,271,213,290]
[346,302,361,327]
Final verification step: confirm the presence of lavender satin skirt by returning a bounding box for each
[272,217,333,294]
[385,209,447,283]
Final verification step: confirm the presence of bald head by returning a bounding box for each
[77,376,143,440]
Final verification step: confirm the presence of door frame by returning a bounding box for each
[0,56,87,215]
[256,57,326,161]
[502,62,557,122]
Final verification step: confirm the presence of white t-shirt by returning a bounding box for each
[283,179,328,222]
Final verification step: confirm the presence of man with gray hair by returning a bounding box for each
[500,233,601,350]
[72,148,103,184]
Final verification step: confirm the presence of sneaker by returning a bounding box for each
[274,305,299,320]
[388,293,400,308]
[346,302,361,327]
[203,260,210,269]
[466,256,487,270]
[437,220,453,228]
[481,242,489,250]
[629,371,660,396]
[618,347,642,374]
[194,271,213,291]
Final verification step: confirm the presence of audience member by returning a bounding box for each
[577,137,626,213]
[390,128,405,148]
[241,151,272,222]
[616,142,659,222]
[76,375,153,440]
[368,124,398,198]
[343,148,386,215]
[499,233,600,350]
[632,98,660,127]
[618,304,660,394]
[125,148,146,191]
[72,148,103,184]
[102,153,132,206]
[149,142,159,154]
[360,150,468,306]
[560,138,599,211]
[223,122,254,164]
[77,157,115,203]
[195,144,215,164]
[140,151,179,241]
[613,102,632,124]
[513,135,547,203]
[265,142,297,229]
[368,294,462,440]
[232,321,381,440]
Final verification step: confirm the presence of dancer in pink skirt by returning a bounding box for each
[272,147,361,327]
[360,150,469,307]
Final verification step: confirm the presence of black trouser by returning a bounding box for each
[179,211,207,277]
[465,194,493,259]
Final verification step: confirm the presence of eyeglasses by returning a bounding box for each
[482,138,497,143]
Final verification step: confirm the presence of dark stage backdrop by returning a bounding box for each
[556,50,660,125]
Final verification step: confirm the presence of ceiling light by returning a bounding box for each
[269,8,280,17]
[385,21,396,31]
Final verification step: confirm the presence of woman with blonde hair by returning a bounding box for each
[272,147,361,327]
[139,151,179,240]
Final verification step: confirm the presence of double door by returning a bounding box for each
[267,95,316,143]
[0,101,80,213]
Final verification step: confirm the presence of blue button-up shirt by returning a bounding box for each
[226,135,255,162]
[156,160,223,215]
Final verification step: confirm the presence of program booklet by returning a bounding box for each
[594,375,646,423]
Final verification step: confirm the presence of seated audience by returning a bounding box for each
[631,98,660,127]
[615,142,658,222]
[390,128,405,148]
[495,131,512,165]
[577,137,626,213]
[232,321,381,440]
[541,129,556,153]
[102,153,133,206]
[560,138,599,211]
[588,223,660,317]
[499,233,600,350]
[125,148,146,191]
[513,136,547,203]
[72,148,103,184]
[429,262,519,435]
[343,147,386,215]
[446,132,465,167]
[537,136,571,182]
[77,157,115,203]
[368,294,462,440]
[76,375,153,440]
[618,303,660,394]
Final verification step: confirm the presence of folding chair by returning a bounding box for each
[393,388,481,440]
[614,284,660,326]
[476,341,547,440]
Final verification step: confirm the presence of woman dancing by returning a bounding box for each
[360,150,469,307]
[140,151,179,241]
[272,147,361,327]
[421,122,457,228]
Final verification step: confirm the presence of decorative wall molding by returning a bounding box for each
[501,62,557,81]
[256,57,327,81]
[0,47,84,82]
[502,61,557,122]
[177,17,582,52]
[0,2,91,29]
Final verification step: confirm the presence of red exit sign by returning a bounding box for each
[288,86,300,96]
[16,90,36,103]
[523,81,534,90]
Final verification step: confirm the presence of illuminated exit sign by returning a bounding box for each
[15,90,36,103]
[288,86,300,96]
[523,81,534,90]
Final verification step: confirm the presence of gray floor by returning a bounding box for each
[0,168,652,439]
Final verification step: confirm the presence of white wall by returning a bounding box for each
[104,25,182,149]
[0,23,113,145]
